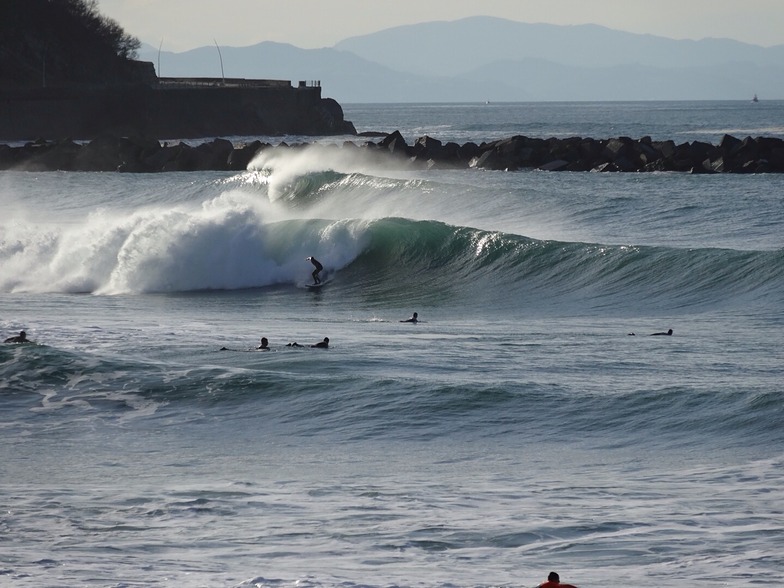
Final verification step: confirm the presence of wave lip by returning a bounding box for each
[345,217,784,312]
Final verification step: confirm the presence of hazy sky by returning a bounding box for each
[98,0,784,52]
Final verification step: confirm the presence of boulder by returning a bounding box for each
[378,130,410,157]
[228,140,264,170]
[709,157,725,173]
[579,139,602,161]
[194,138,234,170]
[470,149,507,170]
[768,147,784,172]
[653,140,677,159]
[592,162,619,173]
[633,140,662,167]
[27,139,82,171]
[458,141,482,163]
[539,159,570,172]
[412,135,445,163]
[601,137,632,161]
[719,134,743,155]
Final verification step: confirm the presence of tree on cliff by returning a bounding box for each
[0,0,142,86]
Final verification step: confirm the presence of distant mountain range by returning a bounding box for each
[138,16,784,102]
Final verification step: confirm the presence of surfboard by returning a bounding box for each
[304,279,330,289]
[302,270,331,289]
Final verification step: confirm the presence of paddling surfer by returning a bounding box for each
[650,328,673,336]
[4,330,30,343]
[538,571,578,588]
[287,337,329,348]
[628,328,674,336]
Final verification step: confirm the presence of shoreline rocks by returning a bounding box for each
[1,132,783,173]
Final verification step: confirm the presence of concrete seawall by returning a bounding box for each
[0,79,355,141]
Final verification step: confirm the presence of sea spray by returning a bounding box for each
[247,143,401,202]
[0,179,371,294]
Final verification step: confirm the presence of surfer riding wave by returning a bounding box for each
[306,256,323,284]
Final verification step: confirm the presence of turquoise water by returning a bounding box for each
[1,102,783,588]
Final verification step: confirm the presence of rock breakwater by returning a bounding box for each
[2,132,783,173]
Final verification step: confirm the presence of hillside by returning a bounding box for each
[334,16,784,75]
[140,16,784,102]
[0,1,355,141]
[0,0,141,86]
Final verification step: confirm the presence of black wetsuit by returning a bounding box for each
[310,257,323,284]
[4,332,28,343]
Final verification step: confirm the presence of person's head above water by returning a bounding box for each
[539,570,578,588]
[4,330,28,343]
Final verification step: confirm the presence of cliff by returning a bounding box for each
[1,1,354,140]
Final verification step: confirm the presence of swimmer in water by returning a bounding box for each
[4,330,30,343]
[400,312,418,323]
[650,328,673,336]
[538,571,578,588]
[628,328,673,336]
[257,337,269,350]
[311,337,329,348]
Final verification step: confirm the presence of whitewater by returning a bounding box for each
[1,101,783,588]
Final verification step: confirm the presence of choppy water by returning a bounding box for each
[1,101,783,588]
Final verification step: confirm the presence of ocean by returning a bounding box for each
[1,101,783,588]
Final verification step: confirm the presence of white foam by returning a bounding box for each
[0,181,368,294]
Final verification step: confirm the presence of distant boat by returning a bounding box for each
[752,93,759,103]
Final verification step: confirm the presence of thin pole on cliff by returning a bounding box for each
[213,39,225,85]
[157,39,163,77]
